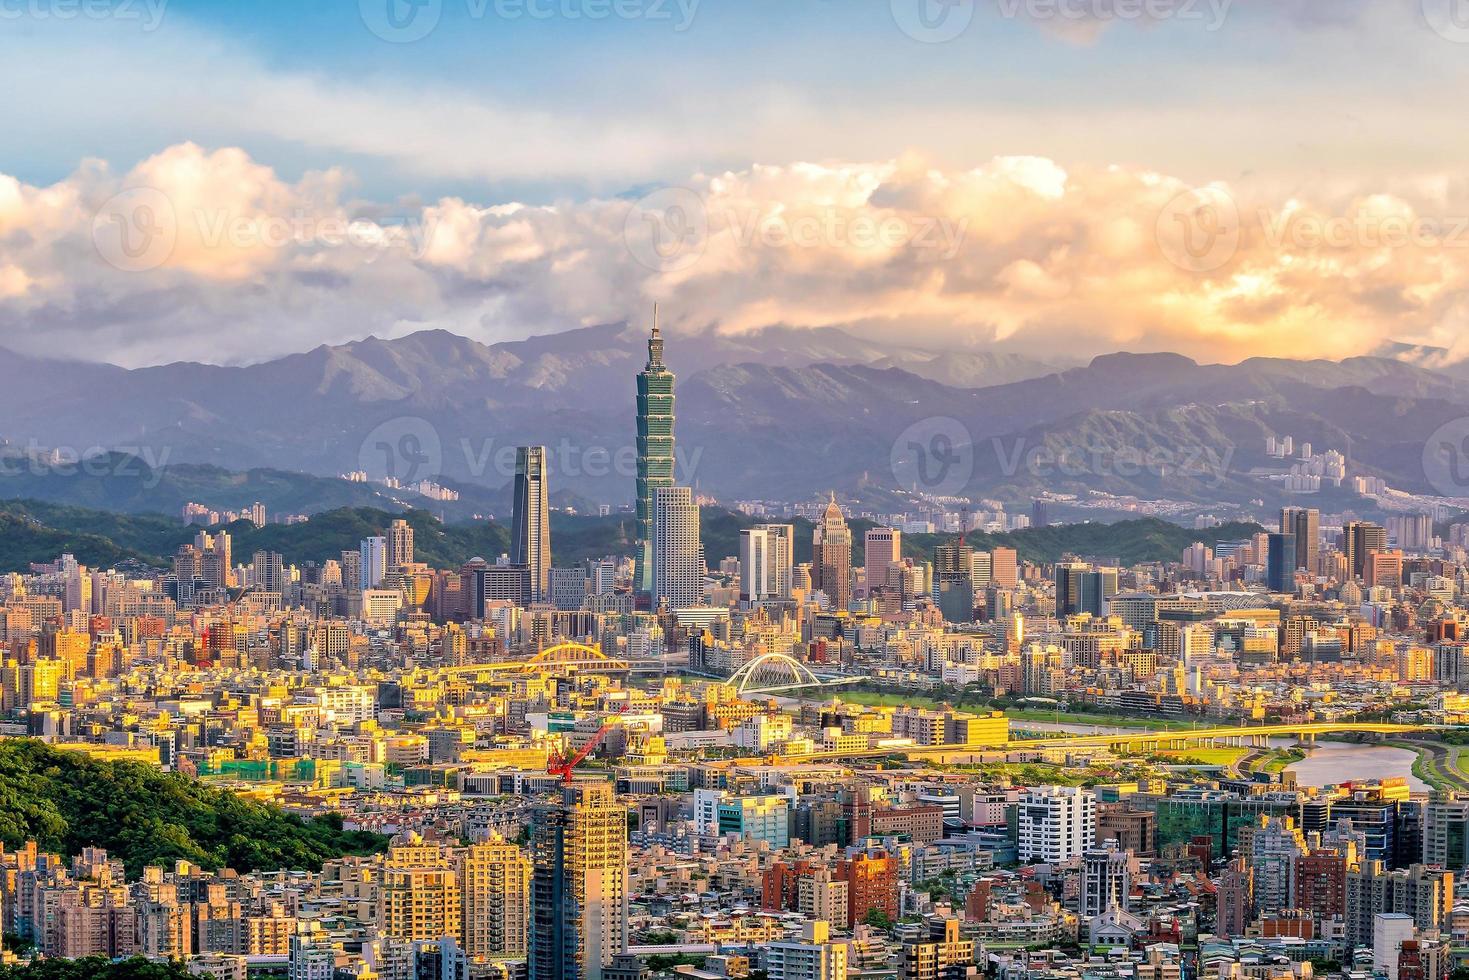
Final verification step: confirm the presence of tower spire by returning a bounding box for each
[646,304,665,369]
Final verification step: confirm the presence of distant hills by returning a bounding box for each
[0,498,1259,575]
[0,323,1463,511]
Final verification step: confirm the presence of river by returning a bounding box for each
[1283,741,1429,793]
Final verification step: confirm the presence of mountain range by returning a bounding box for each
[1,323,1465,516]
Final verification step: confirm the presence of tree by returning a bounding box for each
[863,907,894,930]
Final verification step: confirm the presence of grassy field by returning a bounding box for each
[1005,709,1199,731]
[831,691,1201,732]
[1157,746,1249,767]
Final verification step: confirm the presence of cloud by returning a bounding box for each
[3,143,1469,368]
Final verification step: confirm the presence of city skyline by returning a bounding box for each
[4,5,1469,980]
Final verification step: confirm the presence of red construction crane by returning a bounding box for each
[546,718,622,784]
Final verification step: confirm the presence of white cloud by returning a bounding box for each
[4,143,1469,368]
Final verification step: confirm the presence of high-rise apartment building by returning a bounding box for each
[635,317,676,596]
[740,524,794,602]
[512,446,552,602]
[1079,842,1133,921]
[1017,786,1096,863]
[530,783,628,980]
[378,843,462,944]
[456,836,531,961]
[651,486,703,610]
[811,495,851,611]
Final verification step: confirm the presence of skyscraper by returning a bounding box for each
[740,524,794,602]
[1267,532,1296,593]
[1054,562,1088,617]
[530,783,628,980]
[864,527,902,594]
[934,537,975,624]
[1280,507,1319,574]
[252,550,285,595]
[1345,521,1388,581]
[811,494,851,611]
[360,536,387,590]
[652,486,703,610]
[635,314,676,597]
[388,518,414,570]
[512,446,552,602]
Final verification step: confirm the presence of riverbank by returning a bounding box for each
[1389,740,1469,792]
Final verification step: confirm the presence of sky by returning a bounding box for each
[3,0,1469,367]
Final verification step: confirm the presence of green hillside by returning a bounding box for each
[0,498,1261,574]
[0,740,385,877]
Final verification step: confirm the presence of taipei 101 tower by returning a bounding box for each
[635,307,676,598]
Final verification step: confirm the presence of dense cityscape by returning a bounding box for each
[10,3,1469,980]
[0,322,1465,980]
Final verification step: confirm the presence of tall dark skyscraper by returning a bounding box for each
[635,312,676,596]
[1054,561,1087,617]
[1280,507,1319,574]
[1345,521,1387,581]
[1267,532,1296,593]
[512,445,551,602]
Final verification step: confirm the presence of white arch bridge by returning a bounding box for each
[725,653,863,695]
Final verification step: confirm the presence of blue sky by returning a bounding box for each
[5,0,1437,201]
